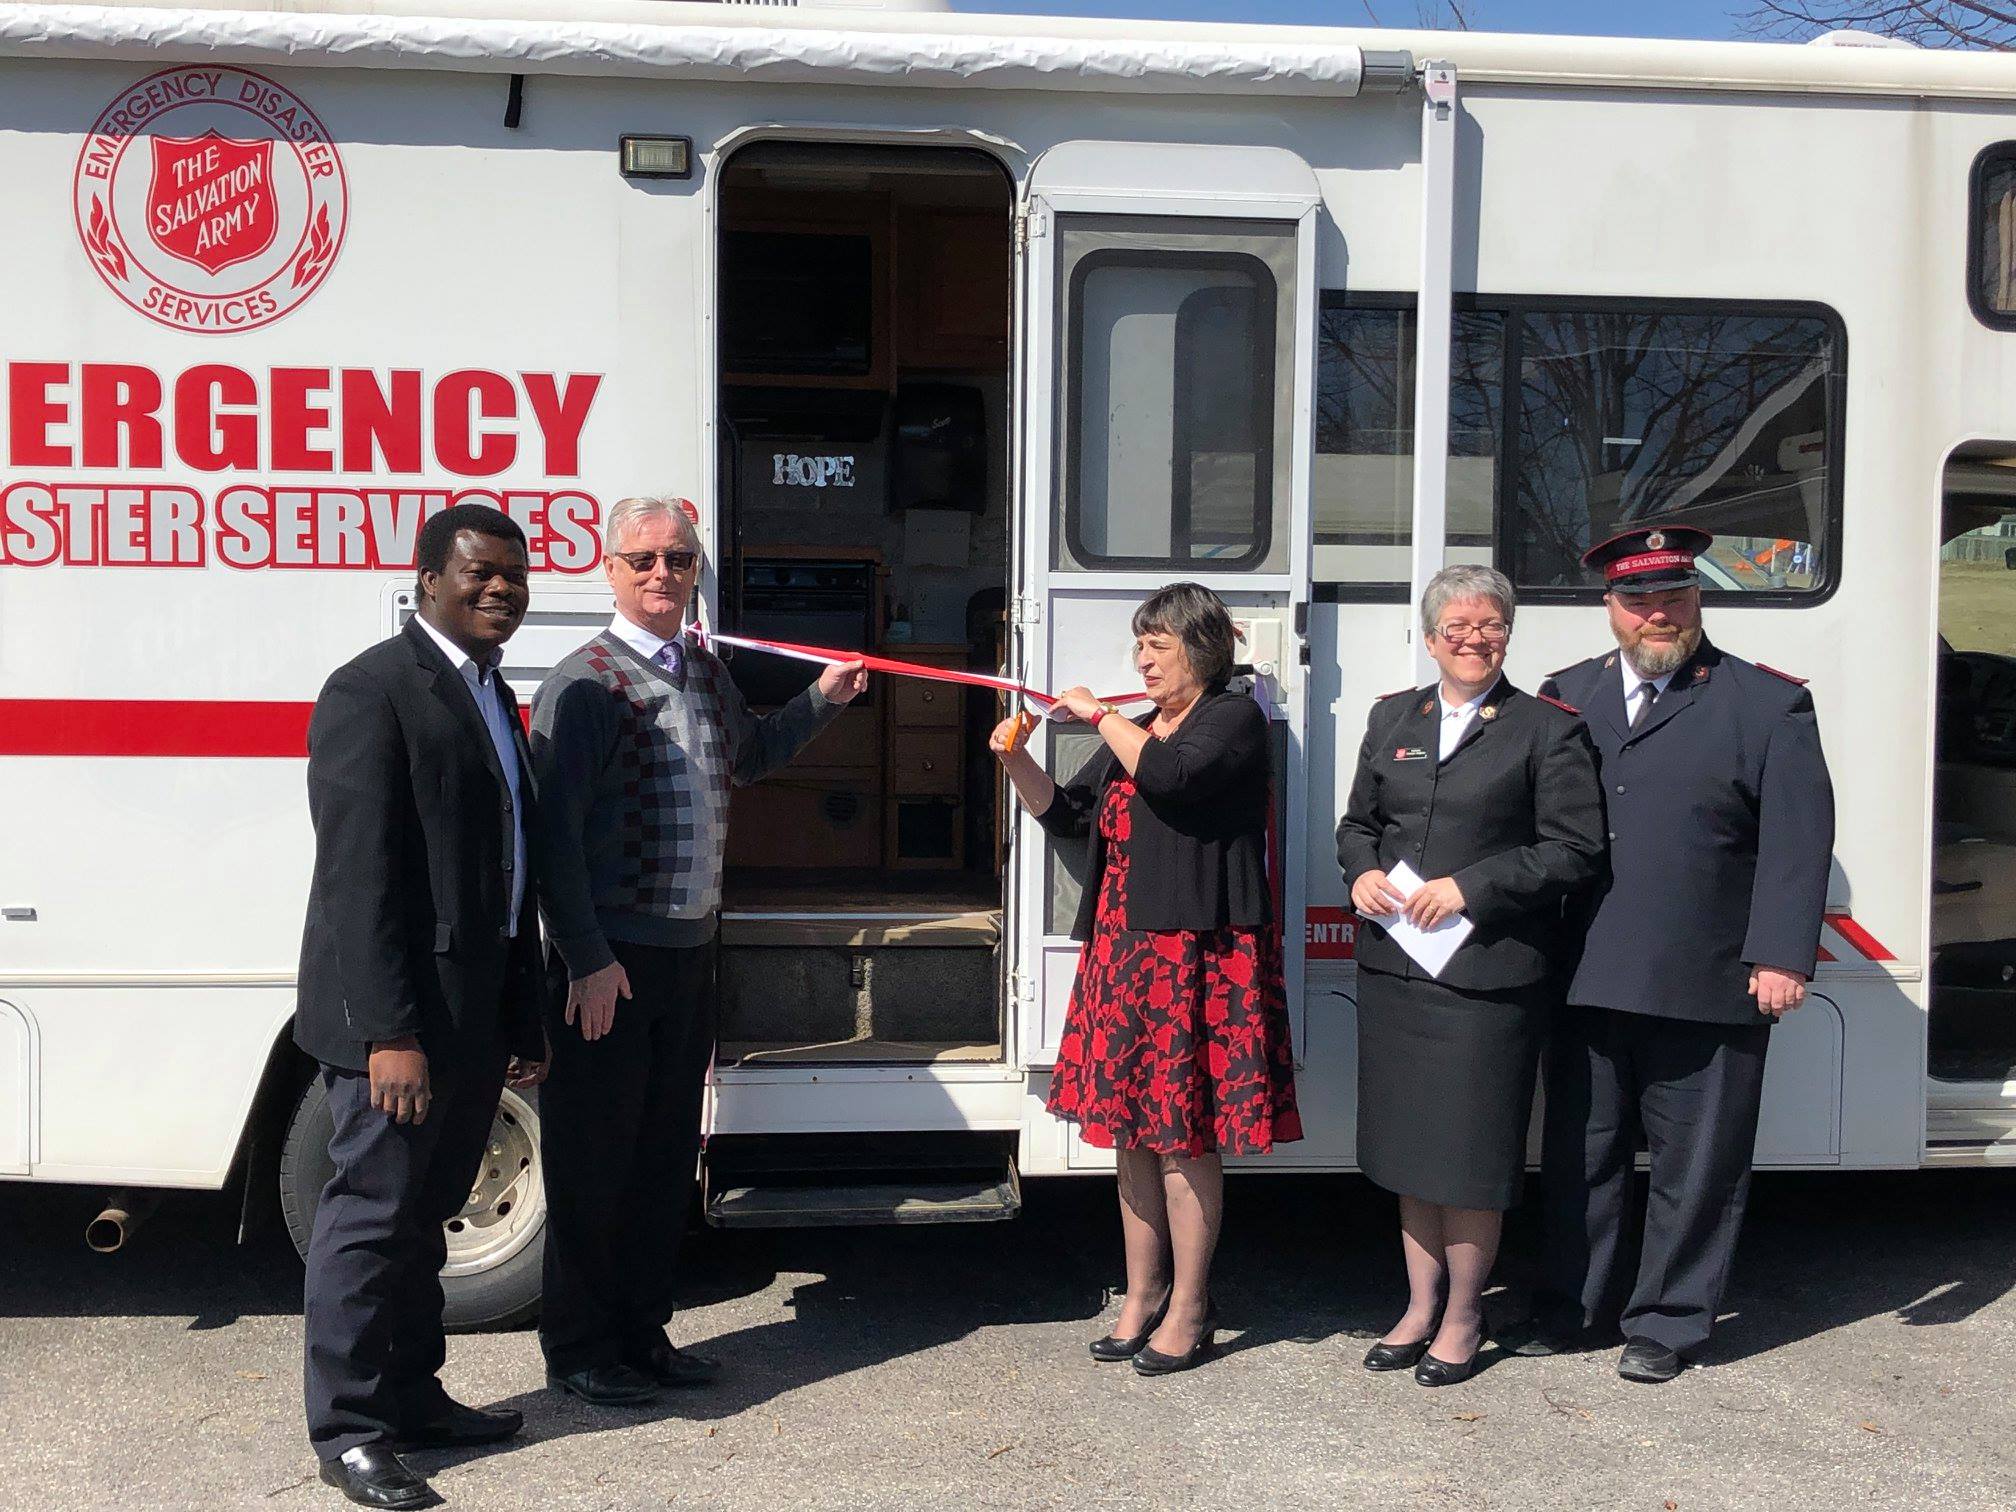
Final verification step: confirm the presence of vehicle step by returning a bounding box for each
[705,1168,1020,1229]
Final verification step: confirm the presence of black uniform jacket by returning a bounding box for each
[1541,638,1835,1026]
[294,618,546,1072]
[1336,679,1606,991]
[1036,687,1272,941]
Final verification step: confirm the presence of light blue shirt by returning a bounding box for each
[416,615,526,935]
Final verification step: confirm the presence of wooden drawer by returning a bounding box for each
[784,706,881,780]
[888,676,963,729]
[887,730,962,795]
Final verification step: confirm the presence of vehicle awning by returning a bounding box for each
[0,3,1417,96]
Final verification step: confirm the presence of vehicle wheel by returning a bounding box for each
[2004,545,2016,570]
[278,1075,547,1332]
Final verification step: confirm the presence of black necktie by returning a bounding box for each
[1631,682,1659,730]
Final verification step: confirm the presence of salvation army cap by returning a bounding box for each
[1582,525,1713,592]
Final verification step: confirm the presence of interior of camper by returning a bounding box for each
[1933,444,2016,1087]
[710,142,1015,1067]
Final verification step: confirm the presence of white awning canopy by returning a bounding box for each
[0,2,1417,96]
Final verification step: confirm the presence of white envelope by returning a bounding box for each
[1379,861,1473,979]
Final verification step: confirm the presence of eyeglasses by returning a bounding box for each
[1435,620,1510,644]
[611,549,698,574]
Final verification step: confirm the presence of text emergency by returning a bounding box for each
[0,362,609,572]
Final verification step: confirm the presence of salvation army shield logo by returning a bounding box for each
[73,67,347,334]
[147,132,278,274]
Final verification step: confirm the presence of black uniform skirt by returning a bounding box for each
[1355,966,1549,1211]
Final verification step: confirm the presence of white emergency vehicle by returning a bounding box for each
[2,0,2013,1325]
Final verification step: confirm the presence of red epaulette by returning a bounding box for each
[1536,692,1581,715]
[1755,662,1809,686]
[1375,687,1414,700]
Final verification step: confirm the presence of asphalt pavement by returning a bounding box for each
[1,1168,2012,1511]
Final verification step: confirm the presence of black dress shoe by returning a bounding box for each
[1414,1340,1486,1388]
[1617,1337,1686,1383]
[318,1444,438,1510]
[1089,1294,1171,1362]
[1363,1337,1433,1372]
[1504,1313,1614,1358]
[630,1340,721,1388]
[546,1363,661,1406]
[392,1399,523,1450]
[1131,1301,1219,1377]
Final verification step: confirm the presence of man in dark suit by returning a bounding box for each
[296,503,550,1508]
[1530,526,1835,1384]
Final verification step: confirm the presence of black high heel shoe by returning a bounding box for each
[1414,1335,1487,1387]
[1363,1337,1432,1372]
[1364,1311,1444,1373]
[1131,1299,1219,1377]
[1089,1293,1171,1362]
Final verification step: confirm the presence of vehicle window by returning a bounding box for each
[1971,144,2016,330]
[1313,302,1499,589]
[1064,253,1274,569]
[1508,308,1838,594]
[1313,295,1843,600]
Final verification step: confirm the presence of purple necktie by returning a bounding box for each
[656,639,684,679]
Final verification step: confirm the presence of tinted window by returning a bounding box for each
[1066,253,1275,569]
[1508,308,1837,593]
[1313,295,1842,599]
[1314,303,1500,586]
[1973,144,2016,330]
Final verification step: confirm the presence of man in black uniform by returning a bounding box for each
[296,504,550,1508]
[1530,526,1834,1383]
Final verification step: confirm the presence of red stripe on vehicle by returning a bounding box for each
[1824,913,1895,962]
[0,699,314,757]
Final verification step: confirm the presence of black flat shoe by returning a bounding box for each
[1131,1301,1219,1377]
[391,1399,523,1450]
[629,1340,721,1388]
[1089,1294,1171,1362]
[318,1444,438,1510]
[1617,1337,1685,1384]
[1413,1343,1485,1388]
[546,1363,661,1406]
[1363,1337,1432,1372]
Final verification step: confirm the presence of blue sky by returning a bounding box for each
[963,0,1750,40]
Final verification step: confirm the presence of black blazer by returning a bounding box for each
[1336,679,1606,991]
[1542,639,1835,1025]
[294,618,545,1072]
[1036,687,1273,941]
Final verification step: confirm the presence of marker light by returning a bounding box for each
[619,135,693,180]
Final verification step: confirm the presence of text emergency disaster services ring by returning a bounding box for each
[73,66,349,335]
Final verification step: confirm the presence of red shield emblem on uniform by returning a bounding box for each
[146,131,278,275]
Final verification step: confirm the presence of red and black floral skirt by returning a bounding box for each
[1047,776,1303,1157]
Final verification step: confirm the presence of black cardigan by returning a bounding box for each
[1035,687,1273,941]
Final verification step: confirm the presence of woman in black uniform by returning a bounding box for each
[1337,565,1605,1386]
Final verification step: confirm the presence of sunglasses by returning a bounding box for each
[611,549,698,574]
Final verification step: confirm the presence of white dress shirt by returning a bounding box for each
[1437,679,1500,761]
[1620,660,1677,729]
[608,610,686,673]
[415,615,527,935]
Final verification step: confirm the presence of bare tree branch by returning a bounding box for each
[1737,0,2015,49]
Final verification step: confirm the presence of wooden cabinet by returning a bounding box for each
[897,207,1010,373]
[883,643,969,869]
[721,190,894,392]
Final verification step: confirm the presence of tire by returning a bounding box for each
[278,1075,547,1332]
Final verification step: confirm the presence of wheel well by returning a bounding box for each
[226,1017,317,1244]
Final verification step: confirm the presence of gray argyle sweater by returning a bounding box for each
[530,632,841,974]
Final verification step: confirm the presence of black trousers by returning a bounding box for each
[303,1049,506,1460]
[538,938,718,1376]
[1539,1004,1771,1356]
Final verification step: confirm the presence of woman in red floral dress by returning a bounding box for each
[991,584,1300,1377]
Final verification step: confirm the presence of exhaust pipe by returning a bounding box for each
[86,1191,159,1254]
